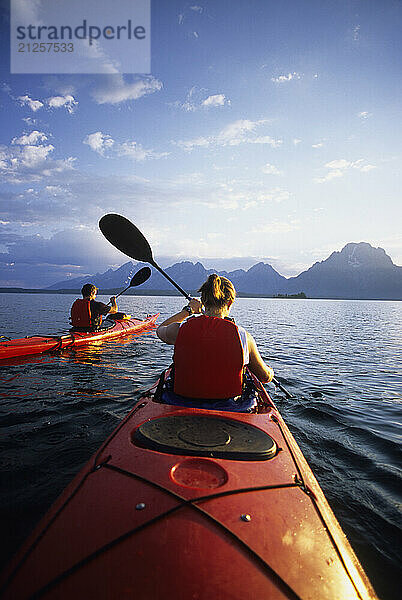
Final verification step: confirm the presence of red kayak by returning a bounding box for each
[0,314,159,361]
[0,371,377,600]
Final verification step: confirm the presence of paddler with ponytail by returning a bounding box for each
[156,274,274,411]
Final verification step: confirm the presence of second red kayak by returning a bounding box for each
[0,313,159,361]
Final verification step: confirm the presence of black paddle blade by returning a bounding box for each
[99,214,154,263]
[130,266,151,287]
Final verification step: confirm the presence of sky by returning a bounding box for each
[0,0,401,288]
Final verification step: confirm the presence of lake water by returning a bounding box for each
[0,293,401,599]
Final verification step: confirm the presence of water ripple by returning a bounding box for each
[0,294,401,599]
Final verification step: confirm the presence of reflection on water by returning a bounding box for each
[0,293,401,600]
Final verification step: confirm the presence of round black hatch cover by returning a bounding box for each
[133,415,277,461]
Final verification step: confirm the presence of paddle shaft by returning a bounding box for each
[105,267,152,305]
[106,286,129,305]
[151,260,192,301]
[272,377,293,398]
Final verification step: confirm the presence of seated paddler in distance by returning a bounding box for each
[156,274,274,412]
[70,283,118,331]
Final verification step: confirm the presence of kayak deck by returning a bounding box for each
[0,374,377,600]
[0,314,159,361]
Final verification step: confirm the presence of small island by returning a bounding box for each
[273,292,307,299]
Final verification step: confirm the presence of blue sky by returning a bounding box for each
[0,0,401,287]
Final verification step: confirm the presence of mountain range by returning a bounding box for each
[46,242,402,300]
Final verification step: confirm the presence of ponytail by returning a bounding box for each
[198,274,236,308]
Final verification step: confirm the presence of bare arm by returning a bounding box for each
[157,298,202,345]
[108,296,118,314]
[95,298,117,316]
[156,321,181,345]
[247,332,274,383]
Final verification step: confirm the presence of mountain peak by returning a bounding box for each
[285,241,401,299]
[248,261,276,273]
[341,241,374,253]
[333,242,394,268]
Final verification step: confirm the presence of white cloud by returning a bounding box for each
[22,117,37,126]
[0,133,75,183]
[118,141,169,162]
[312,142,324,148]
[207,185,290,210]
[263,188,290,203]
[251,136,282,148]
[202,94,230,108]
[326,159,350,169]
[17,144,55,167]
[177,119,282,151]
[174,86,200,112]
[44,185,69,196]
[314,158,377,183]
[175,88,230,112]
[84,132,115,156]
[42,77,76,97]
[91,76,162,105]
[84,132,168,161]
[17,95,44,112]
[262,163,282,175]
[329,159,376,172]
[47,94,78,114]
[81,39,121,74]
[12,131,48,146]
[0,149,7,170]
[271,72,302,83]
[177,136,211,151]
[314,170,344,183]
[2,83,12,95]
[353,25,361,41]
[358,111,371,119]
[358,164,376,173]
[293,138,302,145]
[218,119,265,145]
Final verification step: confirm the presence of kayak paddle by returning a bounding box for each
[99,214,191,301]
[106,266,151,305]
[271,377,293,398]
[99,214,293,397]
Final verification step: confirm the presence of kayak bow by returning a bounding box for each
[0,371,377,600]
[0,314,159,361]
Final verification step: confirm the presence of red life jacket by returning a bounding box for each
[70,299,92,328]
[173,315,247,399]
